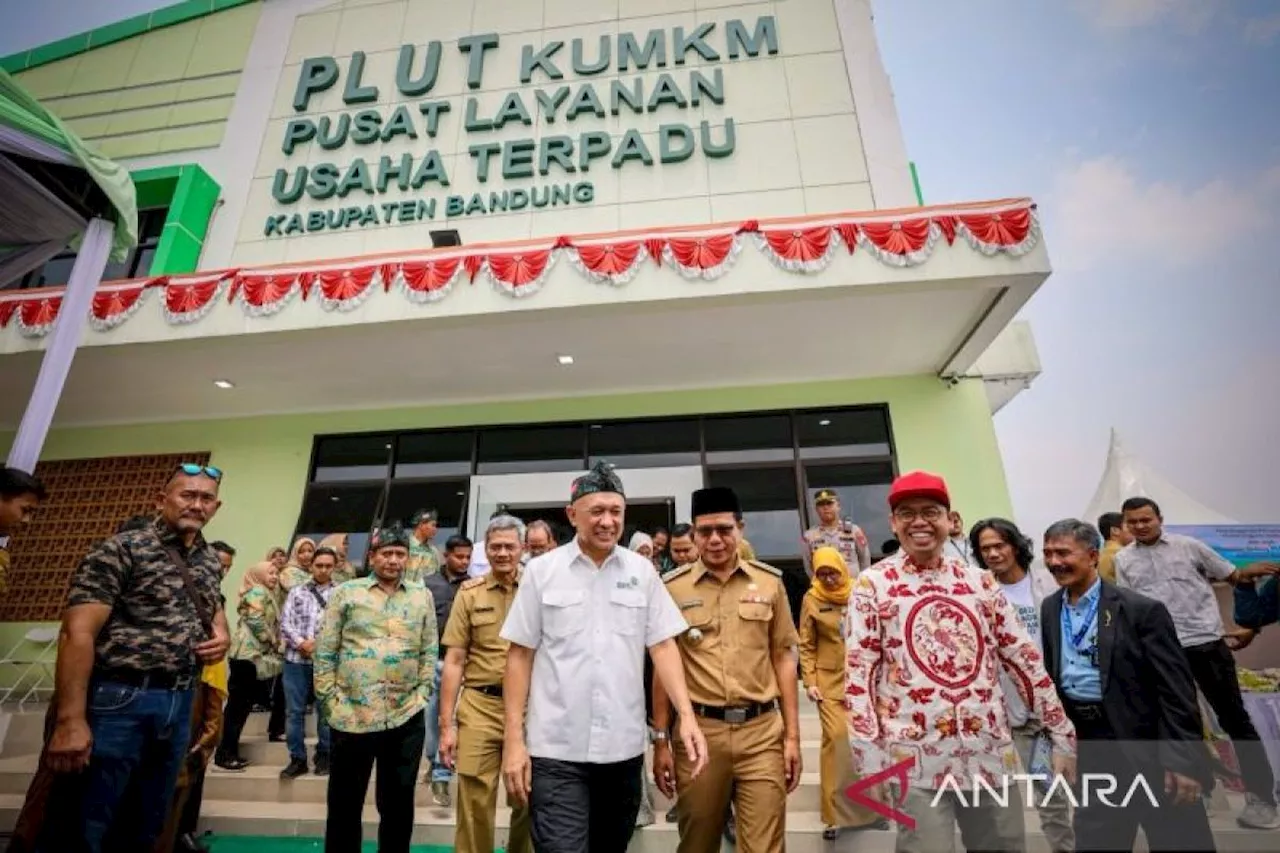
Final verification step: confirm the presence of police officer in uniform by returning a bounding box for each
[438,515,532,853]
[652,486,802,853]
[803,489,871,573]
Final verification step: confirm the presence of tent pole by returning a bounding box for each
[6,217,113,472]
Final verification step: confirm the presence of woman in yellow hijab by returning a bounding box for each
[798,547,882,839]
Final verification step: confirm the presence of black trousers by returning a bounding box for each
[1184,639,1277,804]
[217,660,259,760]
[266,674,286,739]
[1069,707,1215,853]
[529,755,643,853]
[325,711,425,853]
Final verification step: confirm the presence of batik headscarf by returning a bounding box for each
[570,461,626,503]
[369,522,411,553]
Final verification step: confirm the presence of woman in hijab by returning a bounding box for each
[279,537,315,593]
[318,533,355,583]
[799,547,883,839]
[267,546,288,570]
[628,531,655,564]
[215,562,285,770]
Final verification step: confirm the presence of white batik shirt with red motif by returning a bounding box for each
[844,551,1075,790]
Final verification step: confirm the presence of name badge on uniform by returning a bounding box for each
[741,594,770,605]
[617,576,639,589]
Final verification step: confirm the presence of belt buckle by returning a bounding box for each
[724,707,747,724]
[173,674,194,691]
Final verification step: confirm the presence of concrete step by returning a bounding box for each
[0,793,1269,853]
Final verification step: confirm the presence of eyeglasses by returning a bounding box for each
[892,506,946,523]
[176,464,222,482]
[694,524,738,539]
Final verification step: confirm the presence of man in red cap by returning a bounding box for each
[845,471,1077,853]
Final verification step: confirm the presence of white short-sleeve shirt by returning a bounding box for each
[501,538,687,763]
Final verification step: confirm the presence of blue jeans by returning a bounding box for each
[283,660,330,762]
[76,679,194,852]
[422,658,453,783]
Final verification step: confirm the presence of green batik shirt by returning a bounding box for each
[404,537,442,584]
[314,575,438,734]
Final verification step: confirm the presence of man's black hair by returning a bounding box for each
[1121,496,1162,518]
[968,518,1034,571]
[671,523,694,539]
[1097,512,1124,541]
[210,541,236,556]
[0,466,47,502]
[880,539,900,555]
[445,535,473,551]
[312,546,339,562]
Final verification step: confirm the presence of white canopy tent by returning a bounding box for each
[1082,428,1238,525]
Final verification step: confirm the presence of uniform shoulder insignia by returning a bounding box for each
[663,565,693,584]
[461,577,486,590]
[746,559,783,577]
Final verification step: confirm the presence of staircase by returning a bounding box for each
[0,699,1264,851]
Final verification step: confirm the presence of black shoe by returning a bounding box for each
[177,832,211,853]
[268,733,285,743]
[279,757,308,780]
[214,755,249,772]
[313,754,330,776]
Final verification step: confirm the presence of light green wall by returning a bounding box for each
[10,3,260,159]
[0,375,1009,679]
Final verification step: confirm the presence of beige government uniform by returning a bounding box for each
[663,559,799,853]
[440,574,532,853]
[798,593,879,829]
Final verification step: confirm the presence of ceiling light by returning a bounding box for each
[557,354,574,366]
[456,490,465,496]
[213,379,234,389]
[384,443,392,450]
[818,419,831,426]
[330,496,339,502]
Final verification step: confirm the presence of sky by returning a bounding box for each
[2,0,1278,539]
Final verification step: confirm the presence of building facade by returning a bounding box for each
[0,0,1046,628]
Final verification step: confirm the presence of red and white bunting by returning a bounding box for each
[315,267,378,313]
[164,274,228,325]
[89,284,151,332]
[15,295,61,338]
[0,202,1042,338]
[232,272,305,318]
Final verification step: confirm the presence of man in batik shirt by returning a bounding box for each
[405,508,443,583]
[315,522,437,852]
[844,471,1076,853]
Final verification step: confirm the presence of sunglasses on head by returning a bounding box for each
[176,463,223,482]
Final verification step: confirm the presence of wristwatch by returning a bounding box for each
[649,729,670,744]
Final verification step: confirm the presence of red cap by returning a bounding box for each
[888,471,950,509]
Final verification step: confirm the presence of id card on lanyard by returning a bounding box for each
[1061,590,1100,666]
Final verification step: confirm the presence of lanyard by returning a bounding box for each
[1061,589,1099,651]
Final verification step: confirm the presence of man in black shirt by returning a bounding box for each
[423,535,474,806]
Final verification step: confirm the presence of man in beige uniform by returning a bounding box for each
[653,486,802,853]
[438,515,532,853]
[802,489,871,573]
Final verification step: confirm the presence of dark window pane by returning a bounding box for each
[139,208,168,241]
[394,431,473,478]
[795,408,891,460]
[313,434,392,482]
[32,254,76,288]
[803,461,895,555]
[130,246,157,278]
[296,482,384,566]
[588,418,700,468]
[103,257,130,281]
[705,466,802,560]
[477,424,585,474]
[703,414,793,465]
[384,479,469,545]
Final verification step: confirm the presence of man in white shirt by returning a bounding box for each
[1115,496,1280,830]
[970,517,1072,853]
[499,462,708,853]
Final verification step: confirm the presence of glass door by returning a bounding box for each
[467,466,705,542]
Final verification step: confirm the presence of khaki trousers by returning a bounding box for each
[454,688,532,853]
[815,667,881,829]
[674,710,786,853]
[1011,721,1074,853]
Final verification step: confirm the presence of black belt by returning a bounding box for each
[469,683,503,698]
[1064,699,1106,721]
[691,700,777,724]
[96,667,196,691]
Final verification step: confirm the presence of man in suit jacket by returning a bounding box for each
[1039,518,1216,853]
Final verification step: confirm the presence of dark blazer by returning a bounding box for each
[1040,580,1211,786]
